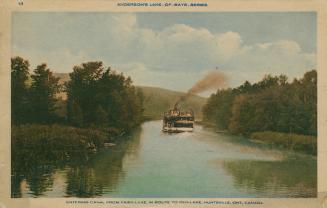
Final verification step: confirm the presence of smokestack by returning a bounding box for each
[174,69,227,108]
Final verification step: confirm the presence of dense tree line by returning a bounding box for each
[11,57,61,124]
[66,61,144,131]
[203,70,317,136]
[11,56,144,132]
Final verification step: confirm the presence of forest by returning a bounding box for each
[203,70,317,154]
[11,56,144,129]
[11,56,144,152]
[11,55,317,155]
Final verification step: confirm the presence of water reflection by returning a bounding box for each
[12,127,142,198]
[65,129,142,197]
[12,122,316,198]
[221,157,317,197]
[12,164,56,197]
[11,145,66,197]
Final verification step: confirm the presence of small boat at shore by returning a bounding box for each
[104,142,116,147]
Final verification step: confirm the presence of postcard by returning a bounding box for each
[1,0,327,207]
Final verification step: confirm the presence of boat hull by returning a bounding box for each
[162,127,193,133]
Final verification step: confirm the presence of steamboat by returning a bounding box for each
[162,107,194,133]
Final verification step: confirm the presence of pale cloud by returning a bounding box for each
[12,13,316,91]
[275,40,302,55]
[224,40,316,85]
[106,14,314,75]
[112,62,202,92]
[13,46,88,72]
[110,13,138,44]
[215,31,243,61]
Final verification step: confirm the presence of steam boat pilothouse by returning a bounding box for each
[162,107,194,133]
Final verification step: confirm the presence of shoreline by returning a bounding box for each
[199,121,317,156]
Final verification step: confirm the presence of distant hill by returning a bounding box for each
[53,73,207,120]
[54,73,70,84]
[138,86,207,120]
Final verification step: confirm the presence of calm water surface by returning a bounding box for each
[12,120,316,198]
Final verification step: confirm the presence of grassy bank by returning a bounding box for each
[250,131,317,155]
[12,124,113,158]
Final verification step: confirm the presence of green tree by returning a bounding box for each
[67,100,84,127]
[11,56,30,124]
[29,64,61,123]
[203,88,237,130]
[66,61,143,131]
[203,70,317,136]
[95,105,108,127]
[66,61,104,126]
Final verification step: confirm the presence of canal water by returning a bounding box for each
[11,120,316,198]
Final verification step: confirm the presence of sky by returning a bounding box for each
[12,12,316,94]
